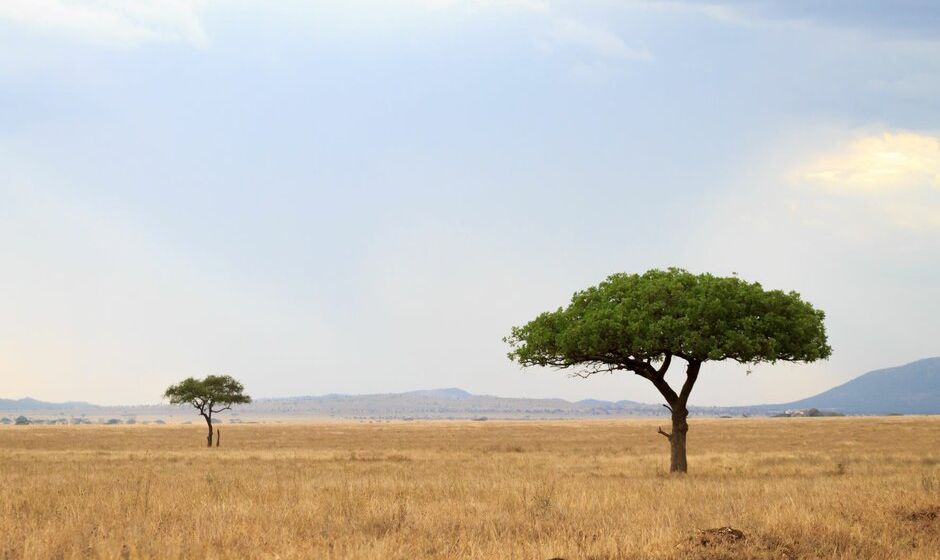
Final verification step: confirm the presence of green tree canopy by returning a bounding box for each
[507,268,830,371]
[506,268,831,472]
[165,375,251,447]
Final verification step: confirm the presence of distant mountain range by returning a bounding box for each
[2,358,938,420]
[765,357,940,415]
[0,397,95,411]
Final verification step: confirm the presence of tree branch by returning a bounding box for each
[649,375,680,407]
[568,362,623,378]
[657,427,672,439]
[538,351,683,407]
[678,360,701,405]
[656,352,672,377]
[622,357,656,379]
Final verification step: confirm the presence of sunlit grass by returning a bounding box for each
[0,417,937,559]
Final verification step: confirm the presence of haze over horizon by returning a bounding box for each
[6,356,940,413]
[2,1,939,406]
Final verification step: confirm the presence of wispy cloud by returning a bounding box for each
[0,0,647,63]
[793,132,940,192]
[422,0,651,62]
[791,131,940,230]
[0,0,207,47]
[653,0,940,38]
[543,16,652,61]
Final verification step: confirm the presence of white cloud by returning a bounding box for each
[793,132,940,192]
[544,16,652,61]
[0,0,207,47]
[791,131,940,230]
[419,0,650,62]
[649,0,753,26]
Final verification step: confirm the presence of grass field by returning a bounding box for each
[1,417,938,559]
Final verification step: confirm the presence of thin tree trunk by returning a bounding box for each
[216,428,220,448]
[205,418,213,448]
[647,356,698,474]
[669,408,688,473]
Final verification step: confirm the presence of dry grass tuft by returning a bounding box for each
[0,417,938,559]
[901,505,939,523]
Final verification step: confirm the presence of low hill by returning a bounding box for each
[238,391,671,419]
[0,397,97,411]
[401,388,473,400]
[769,357,940,415]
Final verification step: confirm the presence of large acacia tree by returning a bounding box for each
[506,269,830,473]
[165,375,251,447]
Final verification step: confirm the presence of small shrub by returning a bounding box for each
[527,481,557,517]
[921,473,937,493]
[14,416,29,425]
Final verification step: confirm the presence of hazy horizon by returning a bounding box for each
[2,355,937,410]
[2,1,939,407]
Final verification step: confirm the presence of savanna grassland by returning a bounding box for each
[1,417,938,559]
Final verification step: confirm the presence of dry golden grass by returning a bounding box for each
[1,417,938,559]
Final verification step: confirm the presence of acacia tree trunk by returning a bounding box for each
[204,416,213,448]
[650,358,699,474]
[669,408,689,473]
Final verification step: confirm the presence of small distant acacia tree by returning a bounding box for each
[506,269,831,473]
[164,375,251,447]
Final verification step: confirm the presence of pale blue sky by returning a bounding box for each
[1,1,938,405]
